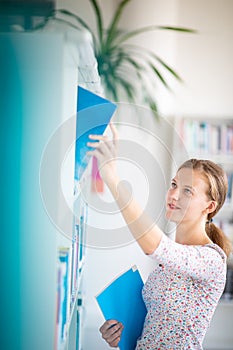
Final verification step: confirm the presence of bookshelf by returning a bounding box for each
[55,194,88,350]
[44,27,103,350]
[0,28,99,350]
[52,29,103,350]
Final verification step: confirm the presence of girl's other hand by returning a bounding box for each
[99,319,124,348]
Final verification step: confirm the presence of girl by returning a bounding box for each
[87,122,232,349]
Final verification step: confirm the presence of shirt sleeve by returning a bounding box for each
[149,234,226,282]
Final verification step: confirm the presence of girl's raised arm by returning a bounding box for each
[87,122,163,255]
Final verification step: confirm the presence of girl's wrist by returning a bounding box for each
[106,174,121,198]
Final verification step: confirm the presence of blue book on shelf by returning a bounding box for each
[75,86,117,180]
[96,266,147,350]
[58,248,70,342]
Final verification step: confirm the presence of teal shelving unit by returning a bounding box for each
[0,31,83,350]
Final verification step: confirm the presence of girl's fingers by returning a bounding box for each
[88,142,112,157]
[87,141,101,148]
[89,134,108,141]
[99,321,123,347]
[109,336,121,348]
[86,149,104,161]
[101,322,123,345]
[109,122,119,144]
[87,138,115,155]
[87,123,118,161]
[88,122,118,146]
[99,319,118,333]
[106,323,123,347]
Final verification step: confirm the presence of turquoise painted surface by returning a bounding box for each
[0,33,64,350]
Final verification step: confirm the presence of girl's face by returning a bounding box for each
[165,167,213,224]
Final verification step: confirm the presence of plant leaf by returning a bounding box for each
[47,16,83,31]
[32,15,52,30]
[122,55,143,71]
[56,9,92,33]
[89,0,103,44]
[120,44,183,82]
[157,26,197,33]
[116,25,196,45]
[54,8,100,49]
[148,62,171,90]
[105,0,132,49]
[149,53,183,82]
[116,76,136,100]
[45,5,197,118]
[146,97,159,120]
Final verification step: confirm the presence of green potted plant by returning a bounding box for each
[39,0,195,118]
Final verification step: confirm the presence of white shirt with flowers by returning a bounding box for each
[136,234,227,350]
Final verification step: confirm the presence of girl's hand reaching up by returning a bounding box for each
[87,122,119,187]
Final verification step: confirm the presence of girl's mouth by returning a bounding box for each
[168,203,179,210]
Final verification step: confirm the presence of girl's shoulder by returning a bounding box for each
[201,242,227,263]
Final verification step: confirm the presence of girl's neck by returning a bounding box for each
[175,221,212,246]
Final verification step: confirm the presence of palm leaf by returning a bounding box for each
[105,0,132,50]
[144,94,159,118]
[118,57,147,84]
[122,55,144,72]
[56,9,93,34]
[42,2,196,119]
[120,44,183,82]
[148,62,171,90]
[89,0,103,44]
[149,53,183,82]
[115,25,196,46]
[158,25,197,33]
[45,16,82,32]
[105,79,118,101]
[33,13,52,30]
[54,8,101,49]
[115,76,136,100]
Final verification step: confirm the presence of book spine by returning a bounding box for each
[55,247,71,346]
[180,119,233,155]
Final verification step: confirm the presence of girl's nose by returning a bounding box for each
[171,188,179,201]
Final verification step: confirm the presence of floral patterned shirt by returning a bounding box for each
[136,234,227,350]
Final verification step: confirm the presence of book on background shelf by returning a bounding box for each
[96,266,147,350]
[226,172,233,205]
[179,119,233,155]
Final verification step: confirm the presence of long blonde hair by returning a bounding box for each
[179,159,232,257]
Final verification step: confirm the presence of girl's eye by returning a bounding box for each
[184,188,192,195]
[171,182,176,188]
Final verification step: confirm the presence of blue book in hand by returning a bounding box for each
[75,86,117,180]
[96,266,147,350]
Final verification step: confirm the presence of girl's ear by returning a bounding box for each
[206,200,217,215]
